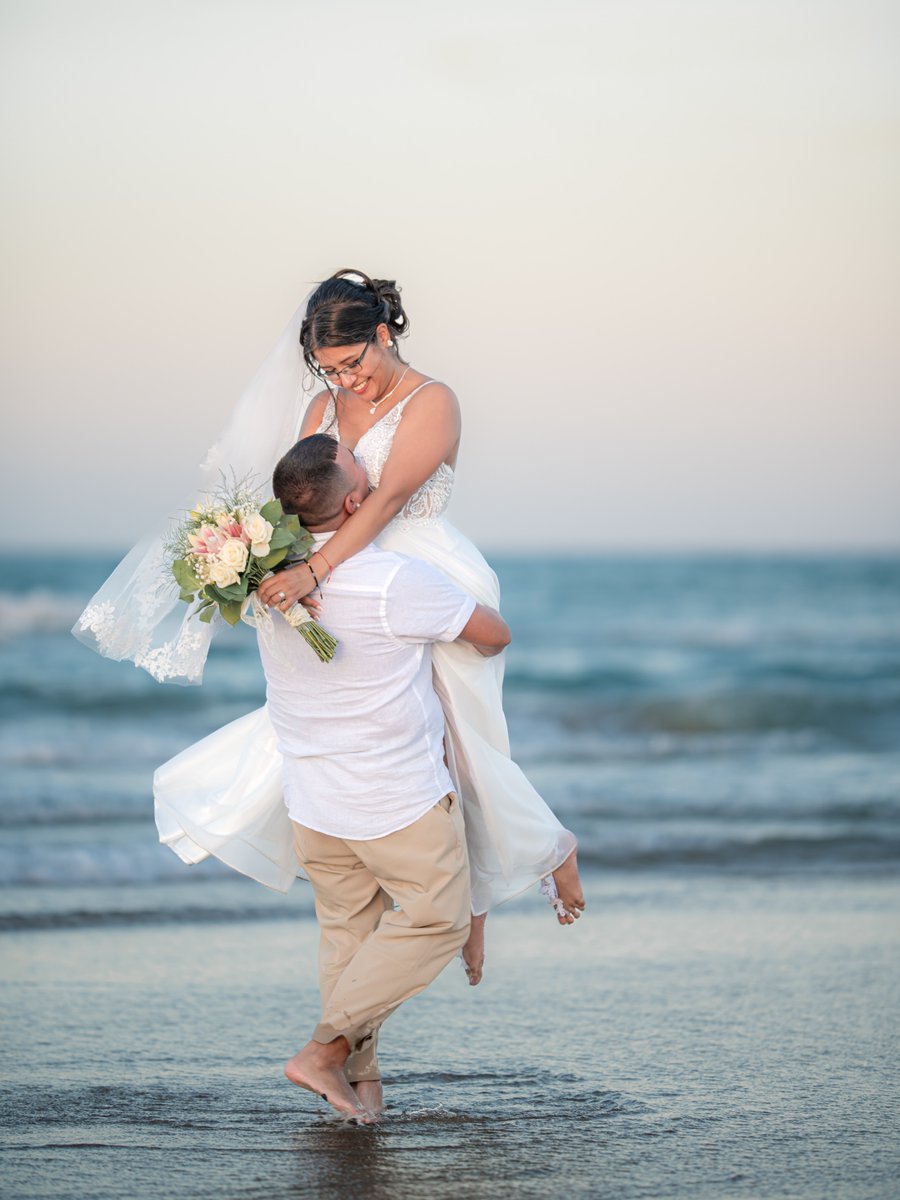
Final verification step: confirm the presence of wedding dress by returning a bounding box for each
[73,298,575,912]
[154,384,575,913]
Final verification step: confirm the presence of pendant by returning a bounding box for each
[369,405,376,415]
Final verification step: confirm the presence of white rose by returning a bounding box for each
[218,537,249,572]
[243,512,274,546]
[208,559,240,587]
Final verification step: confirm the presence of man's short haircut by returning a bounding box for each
[272,435,347,527]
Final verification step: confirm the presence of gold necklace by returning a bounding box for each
[367,364,411,415]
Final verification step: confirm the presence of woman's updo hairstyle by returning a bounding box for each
[300,269,410,376]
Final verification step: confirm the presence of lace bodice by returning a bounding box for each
[315,383,454,525]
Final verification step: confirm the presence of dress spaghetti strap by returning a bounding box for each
[394,379,442,410]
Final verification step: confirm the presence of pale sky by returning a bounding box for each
[3,0,899,551]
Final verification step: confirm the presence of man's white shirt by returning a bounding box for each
[257,533,476,840]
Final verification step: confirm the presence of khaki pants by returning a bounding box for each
[292,793,471,1083]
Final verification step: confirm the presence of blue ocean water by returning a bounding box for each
[1,553,898,918]
[2,553,899,1199]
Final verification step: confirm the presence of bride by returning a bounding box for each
[74,268,585,983]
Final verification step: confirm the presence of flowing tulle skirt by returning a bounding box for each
[154,516,575,913]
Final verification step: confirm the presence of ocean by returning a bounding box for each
[2,552,898,1198]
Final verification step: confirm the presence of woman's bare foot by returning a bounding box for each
[461,912,486,985]
[284,1039,375,1122]
[551,851,586,925]
[352,1079,384,1115]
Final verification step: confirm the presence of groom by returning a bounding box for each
[257,434,510,1121]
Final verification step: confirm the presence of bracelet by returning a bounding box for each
[306,560,321,593]
[316,550,334,584]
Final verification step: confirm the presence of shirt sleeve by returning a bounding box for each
[384,559,477,644]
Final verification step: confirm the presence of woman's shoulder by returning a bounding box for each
[299,389,334,436]
[401,378,459,417]
[390,377,461,468]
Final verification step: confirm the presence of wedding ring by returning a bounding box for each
[278,591,286,602]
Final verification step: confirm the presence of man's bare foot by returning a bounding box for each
[461,912,486,986]
[552,851,586,925]
[352,1079,384,1115]
[284,1038,374,1121]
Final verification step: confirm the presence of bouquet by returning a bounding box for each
[166,479,338,663]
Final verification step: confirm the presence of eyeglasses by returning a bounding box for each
[313,338,373,381]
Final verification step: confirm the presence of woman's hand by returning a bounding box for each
[256,562,317,612]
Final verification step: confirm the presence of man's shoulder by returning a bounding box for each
[334,546,454,599]
[330,543,414,591]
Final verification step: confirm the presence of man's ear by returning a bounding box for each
[343,489,364,515]
[344,484,366,513]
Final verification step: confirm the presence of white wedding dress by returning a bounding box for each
[154,383,576,913]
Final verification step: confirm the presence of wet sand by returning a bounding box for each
[2,870,898,1199]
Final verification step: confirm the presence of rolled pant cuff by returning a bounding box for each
[313,1020,376,1052]
[312,1021,347,1045]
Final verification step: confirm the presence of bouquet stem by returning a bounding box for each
[297,620,339,664]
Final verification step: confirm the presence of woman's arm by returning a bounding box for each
[259,383,460,607]
[319,381,460,565]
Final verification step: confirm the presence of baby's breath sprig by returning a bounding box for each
[163,474,337,663]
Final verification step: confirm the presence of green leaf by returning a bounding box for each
[260,499,283,525]
[258,548,288,570]
[198,605,216,623]
[267,526,296,551]
[283,515,301,537]
[220,600,243,626]
[290,529,313,555]
[172,558,201,597]
[215,582,249,601]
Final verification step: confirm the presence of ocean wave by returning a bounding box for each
[4,787,897,832]
[5,681,894,743]
[0,804,151,828]
[0,591,85,640]
[559,796,900,824]
[3,819,897,891]
[0,904,301,932]
[504,658,900,695]
[598,615,900,649]
[0,680,265,720]
[509,727,830,765]
[542,690,900,747]
[0,735,176,769]
[575,830,900,871]
[0,841,230,888]
[505,664,654,693]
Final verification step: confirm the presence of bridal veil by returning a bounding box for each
[72,298,312,685]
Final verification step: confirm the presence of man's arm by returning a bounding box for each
[457,604,511,657]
